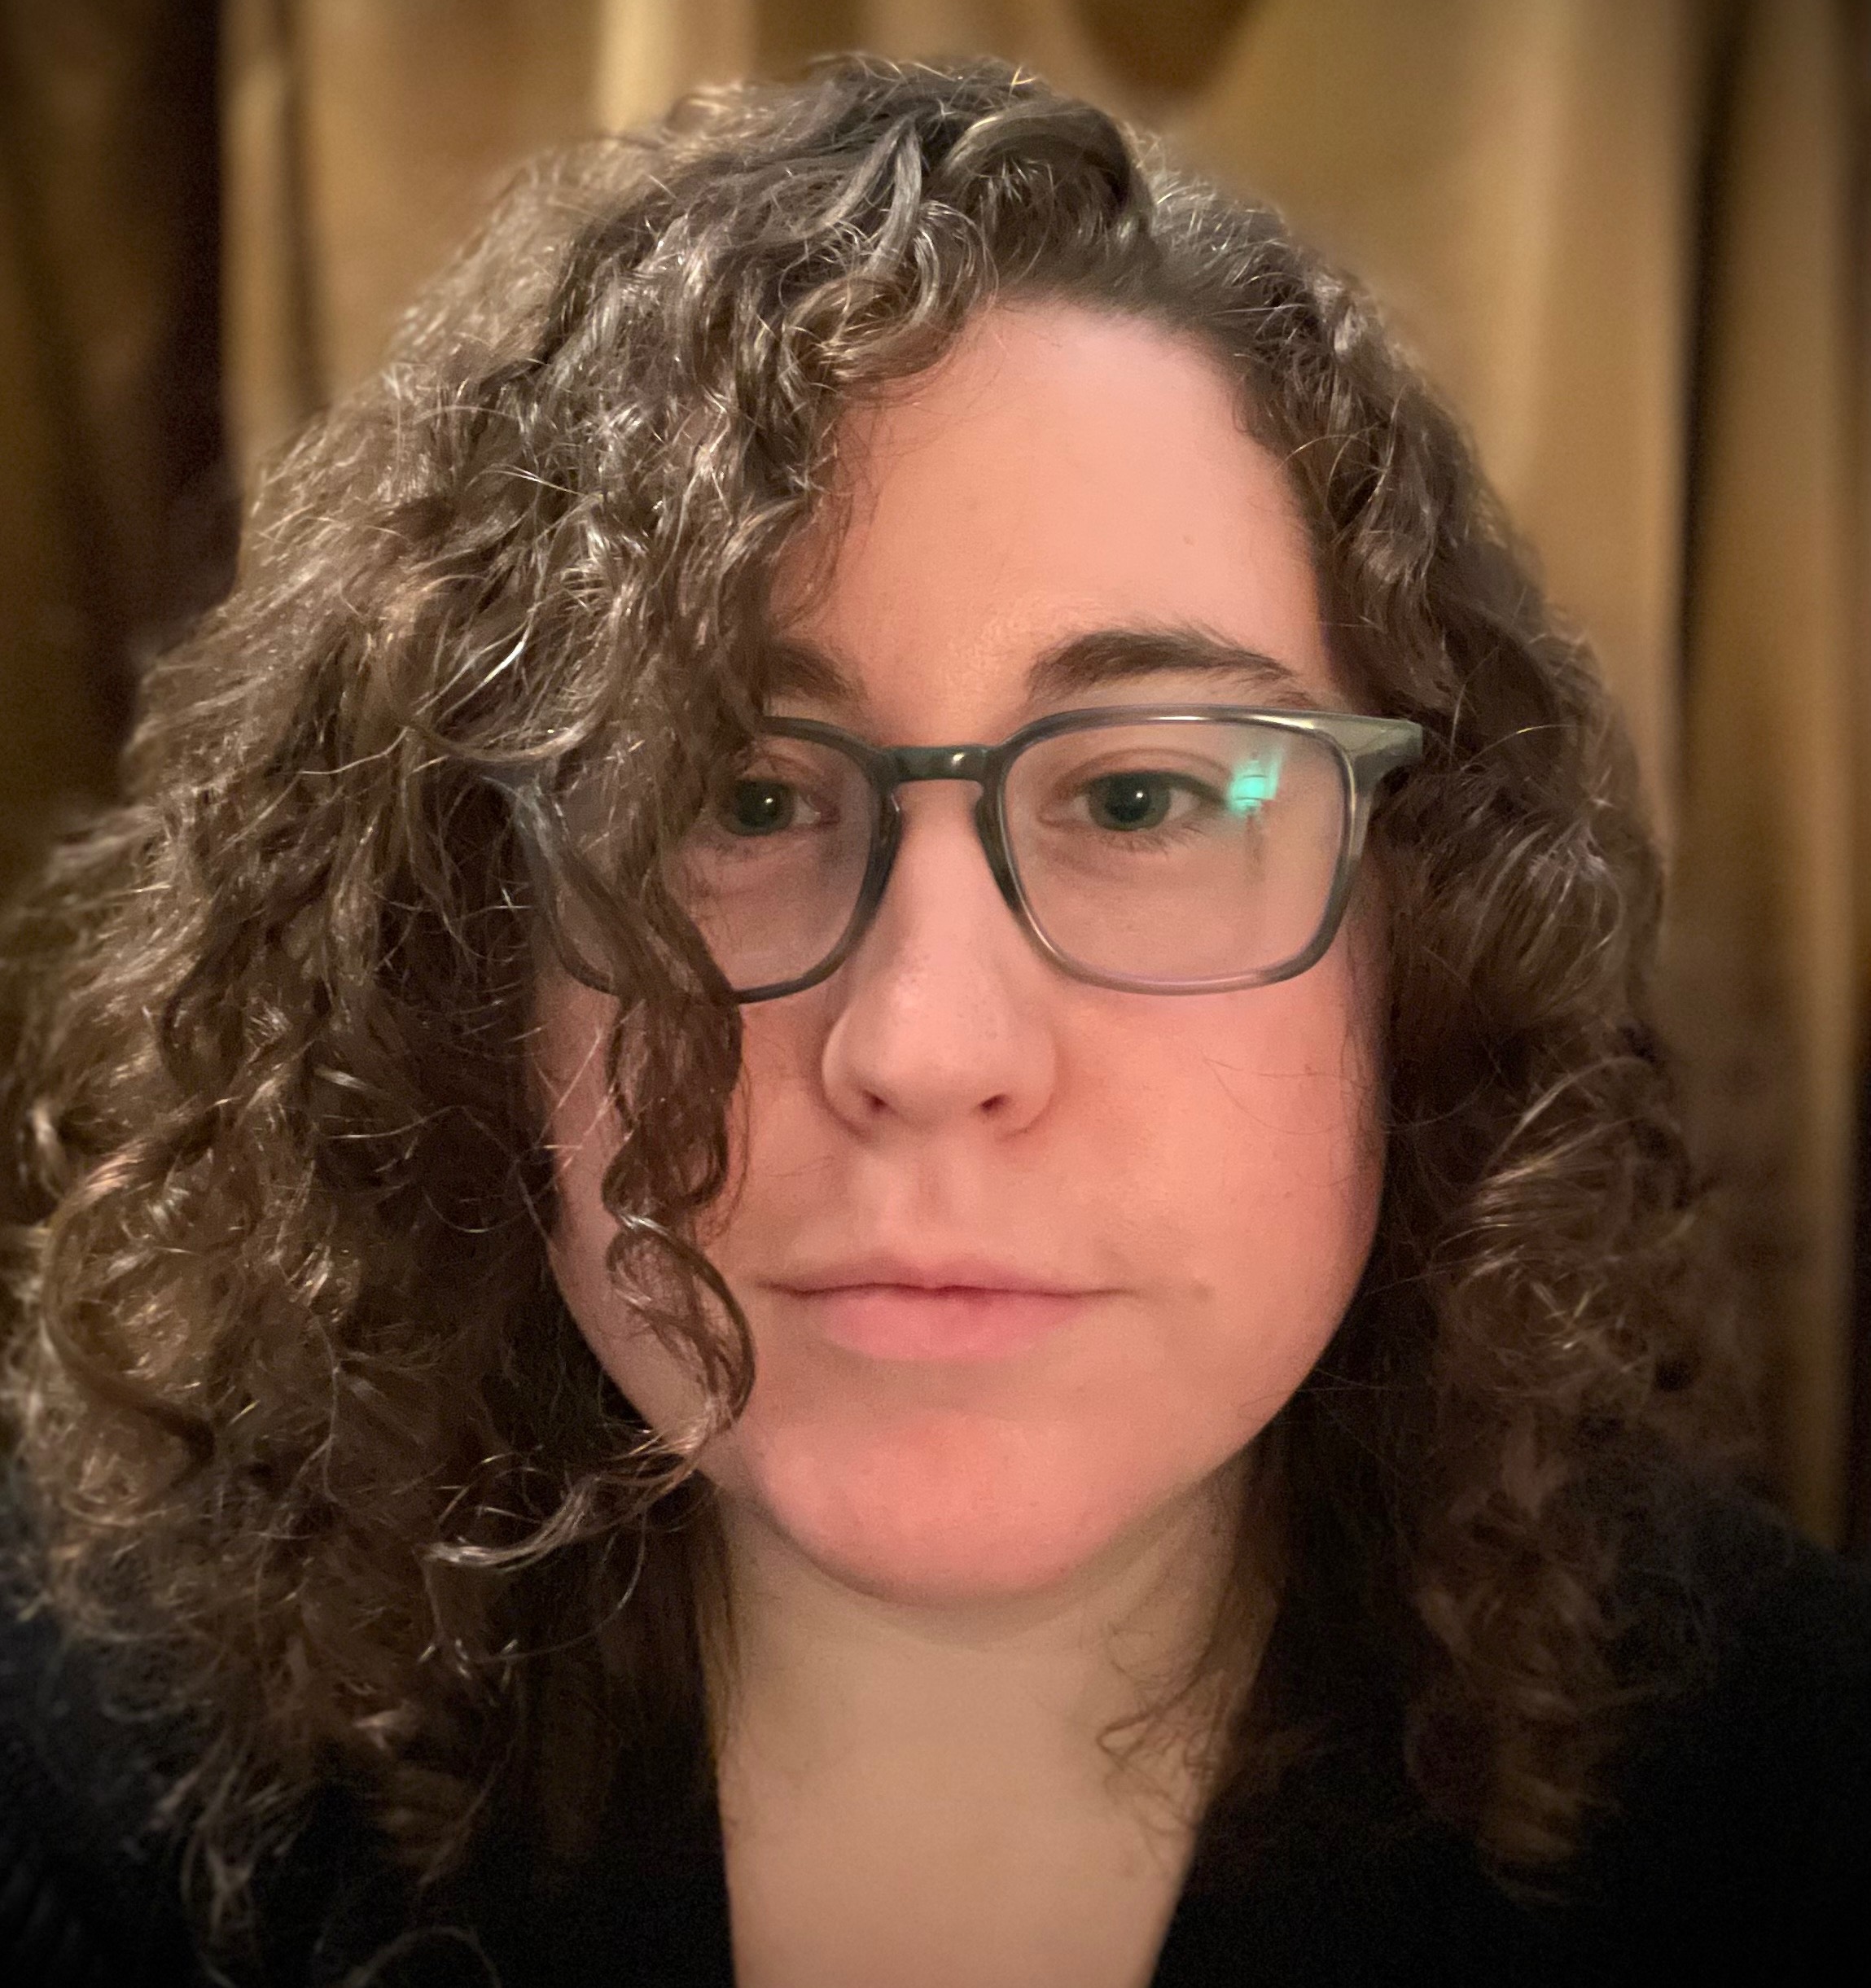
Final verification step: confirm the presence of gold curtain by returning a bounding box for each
[0,0,226,884]
[3,2,1864,1540]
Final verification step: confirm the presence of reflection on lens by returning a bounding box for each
[1225,749,1282,815]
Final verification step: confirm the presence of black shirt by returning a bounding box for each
[2,1487,1869,1986]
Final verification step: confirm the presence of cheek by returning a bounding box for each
[1088,954,1383,1404]
[1163,965,1382,1273]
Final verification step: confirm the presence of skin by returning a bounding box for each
[537,303,1387,1988]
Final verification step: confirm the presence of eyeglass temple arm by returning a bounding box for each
[1339,720,1424,791]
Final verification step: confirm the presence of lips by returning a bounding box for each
[770,1256,1098,1363]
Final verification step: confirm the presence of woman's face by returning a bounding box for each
[540,304,1386,1607]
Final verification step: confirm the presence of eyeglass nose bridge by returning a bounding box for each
[865,741,1027,927]
[883,743,994,784]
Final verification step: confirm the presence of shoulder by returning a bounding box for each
[1571,1479,1871,1977]
[1165,1476,1871,1987]
[0,1526,421,1987]
[1329,1481,1871,1988]
[0,1542,454,1988]
[1618,1473,1871,1798]
[0,1507,704,1987]
[0,1538,202,1984]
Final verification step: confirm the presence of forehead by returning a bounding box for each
[773,303,1334,734]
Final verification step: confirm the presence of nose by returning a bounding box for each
[818,784,1058,1136]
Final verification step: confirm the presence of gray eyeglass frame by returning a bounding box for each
[716,703,1423,1002]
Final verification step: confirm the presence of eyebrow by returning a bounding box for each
[762,624,1326,720]
[1027,627,1324,712]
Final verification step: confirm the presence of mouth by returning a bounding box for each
[771,1259,1099,1363]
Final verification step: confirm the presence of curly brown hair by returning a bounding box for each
[0,52,1739,1951]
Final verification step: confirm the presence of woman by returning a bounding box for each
[1,55,1865,1988]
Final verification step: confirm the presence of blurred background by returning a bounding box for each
[1,0,1866,1548]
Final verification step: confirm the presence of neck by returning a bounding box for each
[705,1453,1262,1834]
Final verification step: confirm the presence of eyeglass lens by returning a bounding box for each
[668,718,1348,995]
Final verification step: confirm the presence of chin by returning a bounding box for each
[712,1406,1206,1608]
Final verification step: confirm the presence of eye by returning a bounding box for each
[721,778,801,835]
[1081,771,1197,831]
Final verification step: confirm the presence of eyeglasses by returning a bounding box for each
[651,705,1422,1001]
